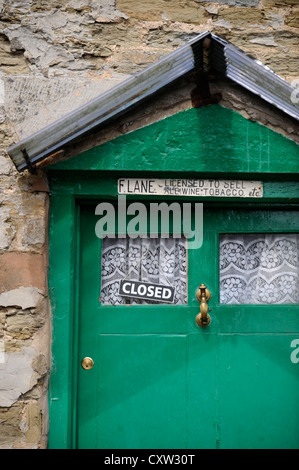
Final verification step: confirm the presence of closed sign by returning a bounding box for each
[119,280,175,303]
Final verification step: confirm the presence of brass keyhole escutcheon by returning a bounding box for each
[81,357,94,370]
[195,283,211,328]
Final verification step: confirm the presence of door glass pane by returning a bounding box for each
[220,233,299,304]
[101,236,187,305]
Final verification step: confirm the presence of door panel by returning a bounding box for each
[77,205,299,449]
[95,334,188,449]
[218,334,299,449]
[187,334,218,449]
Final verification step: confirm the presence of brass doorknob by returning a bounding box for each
[81,357,94,370]
[195,284,211,328]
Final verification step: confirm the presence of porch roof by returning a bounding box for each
[6,31,299,173]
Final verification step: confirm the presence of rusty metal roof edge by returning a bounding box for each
[7,30,210,172]
[6,31,299,172]
[211,34,299,121]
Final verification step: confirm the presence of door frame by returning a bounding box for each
[47,171,299,449]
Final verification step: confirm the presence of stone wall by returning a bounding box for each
[0,159,50,448]
[0,0,298,448]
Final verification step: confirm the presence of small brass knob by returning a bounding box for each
[81,357,94,370]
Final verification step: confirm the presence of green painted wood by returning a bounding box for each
[75,204,299,449]
[48,187,299,449]
[47,105,299,449]
[48,194,77,449]
[77,204,217,449]
[48,173,299,202]
[218,334,299,449]
[48,106,299,174]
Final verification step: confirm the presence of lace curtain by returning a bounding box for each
[220,233,299,304]
[101,237,187,305]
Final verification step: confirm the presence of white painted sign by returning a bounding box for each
[119,280,175,303]
[118,179,263,198]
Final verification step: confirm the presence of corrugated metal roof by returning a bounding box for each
[6,31,299,172]
[212,34,299,121]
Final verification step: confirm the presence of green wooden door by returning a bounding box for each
[77,204,299,449]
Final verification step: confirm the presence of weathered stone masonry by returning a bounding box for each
[0,0,298,448]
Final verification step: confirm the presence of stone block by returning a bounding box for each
[0,253,46,294]
[147,28,202,48]
[272,30,299,47]
[116,0,207,23]
[197,0,259,4]
[0,346,37,406]
[0,312,5,336]
[22,218,45,248]
[249,36,278,47]
[0,403,23,448]
[6,193,46,218]
[6,312,43,339]
[110,50,166,74]
[285,11,299,28]
[0,287,43,309]
[0,34,30,74]
[214,8,285,30]
[262,0,298,5]
[25,402,43,444]
[0,154,13,175]
[0,207,16,250]
[265,11,284,30]
[90,22,141,45]
[32,354,48,376]
[260,50,299,78]
[217,7,265,27]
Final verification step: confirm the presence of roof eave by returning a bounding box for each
[6,31,299,173]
